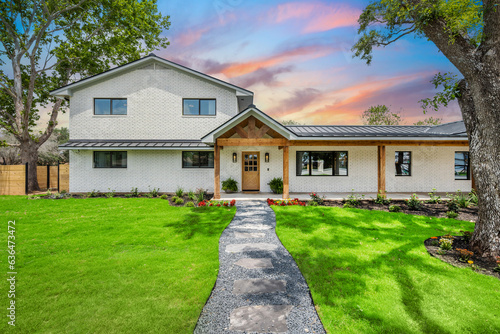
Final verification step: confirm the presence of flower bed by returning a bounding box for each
[198,199,236,207]
[267,198,306,206]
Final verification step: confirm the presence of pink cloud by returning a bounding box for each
[271,2,361,33]
[175,27,211,47]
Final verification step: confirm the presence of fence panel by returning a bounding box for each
[0,165,26,195]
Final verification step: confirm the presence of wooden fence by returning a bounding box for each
[0,164,69,195]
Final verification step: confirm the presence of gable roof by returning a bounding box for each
[201,105,295,143]
[50,53,254,98]
[286,122,468,138]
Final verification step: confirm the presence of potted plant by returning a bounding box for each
[268,177,283,194]
[222,177,238,193]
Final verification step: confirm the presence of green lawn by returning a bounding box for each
[0,196,235,333]
[273,206,500,334]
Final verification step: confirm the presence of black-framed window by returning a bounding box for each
[296,151,348,176]
[94,98,127,115]
[395,151,411,176]
[93,151,127,168]
[182,151,214,168]
[183,99,216,115]
[455,151,470,180]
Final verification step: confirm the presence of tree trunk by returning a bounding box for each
[458,75,500,260]
[19,141,40,193]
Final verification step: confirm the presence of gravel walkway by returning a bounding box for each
[194,201,326,334]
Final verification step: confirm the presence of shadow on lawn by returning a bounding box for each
[163,207,236,240]
[275,207,474,333]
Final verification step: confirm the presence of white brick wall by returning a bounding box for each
[69,150,214,193]
[69,62,239,140]
[69,146,471,194]
[385,146,471,193]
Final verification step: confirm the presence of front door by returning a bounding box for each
[242,152,260,191]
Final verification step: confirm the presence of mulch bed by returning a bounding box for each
[323,200,478,222]
[424,236,500,279]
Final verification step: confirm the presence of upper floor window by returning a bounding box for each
[94,98,127,115]
[455,151,470,180]
[93,151,127,168]
[182,151,214,168]
[296,151,348,176]
[395,151,411,176]
[183,99,216,115]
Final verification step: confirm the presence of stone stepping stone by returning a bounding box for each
[226,243,277,253]
[237,210,269,216]
[234,232,265,239]
[234,258,273,269]
[229,223,272,230]
[229,305,293,333]
[233,279,286,295]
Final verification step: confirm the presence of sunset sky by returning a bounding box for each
[53,0,462,127]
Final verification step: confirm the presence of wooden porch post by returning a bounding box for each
[377,145,386,195]
[214,140,221,200]
[283,145,289,199]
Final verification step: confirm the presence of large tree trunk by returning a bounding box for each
[458,75,500,260]
[19,141,40,193]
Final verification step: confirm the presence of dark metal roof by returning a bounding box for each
[59,139,211,149]
[285,121,468,138]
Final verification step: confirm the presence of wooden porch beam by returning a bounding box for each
[234,125,248,138]
[217,138,288,146]
[214,141,221,199]
[289,140,469,147]
[378,145,386,195]
[283,145,289,199]
[247,117,256,138]
[256,124,270,138]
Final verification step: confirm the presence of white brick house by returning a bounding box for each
[52,54,472,198]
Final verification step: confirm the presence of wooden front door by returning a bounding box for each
[242,152,260,191]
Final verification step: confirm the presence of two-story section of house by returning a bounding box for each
[52,54,472,198]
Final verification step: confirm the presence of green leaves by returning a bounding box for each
[361,105,402,125]
[419,72,461,113]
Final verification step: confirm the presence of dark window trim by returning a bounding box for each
[182,151,215,168]
[296,151,349,176]
[93,98,127,115]
[395,151,412,177]
[182,98,217,116]
[455,151,470,180]
[93,151,127,168]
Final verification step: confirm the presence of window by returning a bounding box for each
[182,151,214,168]
[395,151,411,176]
[183,99,216,115]
[296,151,348,176]
[93,151,127,168]
[455,151,470,180]
[94,98,127,115]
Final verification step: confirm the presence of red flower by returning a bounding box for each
[217,204,221,207]
[230,199,236,206]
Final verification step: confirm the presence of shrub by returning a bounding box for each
[448,190,469,209]
[427,188,441,204]
[460,230,473,242]
[493,257,500,273]
[88,189,100,198]
[446,198,459,212]
[221,177,238,192]
[175,187,184,198]
[175,197,184,205]
[105,188,116,198]
[405,193,422,210]
[389,205,401,212]
[188,190,196,201]
[309,192,324,205]
[374,191,391,205]
[430,239,439,246]
[468,189,478,206]
[160,194,167,200]
[344,189,364,207]
[195,188,206,203]
[268,177,283,194]
[124,194,133,198]
[185,201,195,207]
[446,211,459,219]
[343,202,354,208]
[456,248,474,262]
[309,200,319,207]
[171,196,179,202]
[148,187,160,198]
[131,187,139,197]
[439,238,453,250]
[145,193,153,198]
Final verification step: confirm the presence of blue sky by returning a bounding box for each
[152,0,461,125]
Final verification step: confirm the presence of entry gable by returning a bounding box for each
[201,106,295,144]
